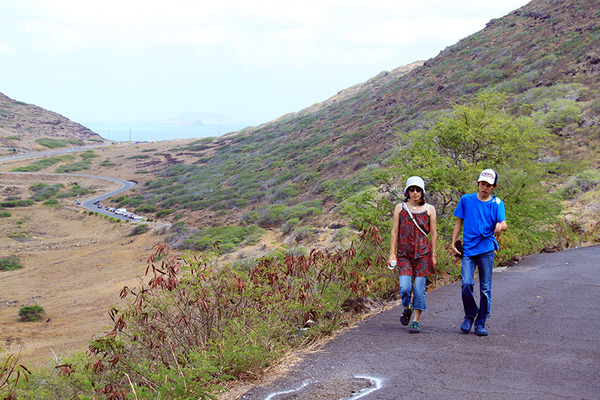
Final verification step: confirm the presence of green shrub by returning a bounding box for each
[136,204,157,213]
[0,199,34,207]
[559,169,600,200]
[35,138,83,148]
[130,224,150,236]
[333,227,351,242]
[294,225,316,242]
[282,218,300,235]
[0,211,11,218]
[36,138,69,148]
[183,225,265,253]
[80,150,100,159]
[29,183,62,202]
[156,209,174,218]
[55,161,92,173]
[19,305,45,322]
[126,154,150,160]
[43,199,59,206]
[534,98,582,131]
[0,256,23,271]
[11,155,74,172]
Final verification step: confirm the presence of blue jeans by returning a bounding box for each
[399,275,427,311]
[461,250,494,327]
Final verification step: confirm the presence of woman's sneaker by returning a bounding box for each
[409,321,421,333]
[474,324,488,336]
[400,306,413,326]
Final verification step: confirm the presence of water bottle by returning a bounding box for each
[388,260,397,270]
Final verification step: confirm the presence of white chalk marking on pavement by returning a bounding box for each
[263,375,382,400]
[264,380,310,400]
[345,375,383,400]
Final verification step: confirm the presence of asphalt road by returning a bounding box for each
[0,171,138,220]
[239,245,600,400]
[0,142,133,164]
[0,146,171,226]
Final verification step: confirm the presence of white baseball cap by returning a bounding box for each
[403,176,426,197]
[477,169,497,185]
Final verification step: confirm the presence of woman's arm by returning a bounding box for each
[428,205,438,265]
[388,204,402,264]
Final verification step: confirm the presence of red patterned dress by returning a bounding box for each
[396,204,435,277]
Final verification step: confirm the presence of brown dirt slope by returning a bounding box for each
[0,164,167,366]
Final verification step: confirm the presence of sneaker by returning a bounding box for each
[474,324,488,336]
[409,321,421,333]
[460,317,474,334]
[400,306,413,326]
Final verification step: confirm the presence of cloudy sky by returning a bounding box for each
[1,0,531,126]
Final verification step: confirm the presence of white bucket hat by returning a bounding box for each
[403,176,426,197]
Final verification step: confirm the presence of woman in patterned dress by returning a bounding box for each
[388,176,437,333]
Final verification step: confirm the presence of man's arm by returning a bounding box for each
[495,220,508,238]
[451,218,463,256]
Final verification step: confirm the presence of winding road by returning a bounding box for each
[0,146,139,220]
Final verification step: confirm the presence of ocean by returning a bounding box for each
[82,122,250,143]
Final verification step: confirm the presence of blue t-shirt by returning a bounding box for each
[453,193,506,257]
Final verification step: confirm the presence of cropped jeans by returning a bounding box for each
[399,275,427,311]
[461,250,494,327]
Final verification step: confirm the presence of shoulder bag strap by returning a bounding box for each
[402,203,428,237]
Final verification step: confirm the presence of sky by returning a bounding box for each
[0,0,532,127]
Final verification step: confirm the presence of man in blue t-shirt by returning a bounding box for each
[451,169,508,336]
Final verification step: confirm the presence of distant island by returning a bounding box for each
[160,111,235,126]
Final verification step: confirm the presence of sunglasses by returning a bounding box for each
[408,186,422,193]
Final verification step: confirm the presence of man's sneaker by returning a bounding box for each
[475,324,488,336]
[400,306,413,326]
[460,317,474,334]
[409,321,421,333]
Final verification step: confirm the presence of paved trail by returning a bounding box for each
[239,245,600,400]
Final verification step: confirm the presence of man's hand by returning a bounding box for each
[451,241,462,257]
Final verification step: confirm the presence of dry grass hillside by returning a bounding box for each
[0,158,168,366]
[0,141,293,366]
[0,93,106,155]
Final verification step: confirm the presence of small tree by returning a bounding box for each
[0,257,23,271]
[19,305,45,322]
[342,91,565,264]
[390,91,562,242]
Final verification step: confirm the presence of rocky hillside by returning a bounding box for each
[0,92,106,154]
[102,0,599,229]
